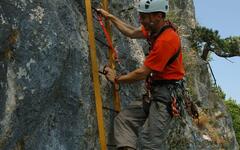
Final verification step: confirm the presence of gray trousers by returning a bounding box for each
[114,85,172,149]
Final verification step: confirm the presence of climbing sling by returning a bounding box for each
[93,4,121,112]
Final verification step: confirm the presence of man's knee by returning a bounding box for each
[114,113,122,126]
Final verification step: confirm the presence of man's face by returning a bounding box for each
[139,12,161,31]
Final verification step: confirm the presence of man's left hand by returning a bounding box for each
[104,66,116,82]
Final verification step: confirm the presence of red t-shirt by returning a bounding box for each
[142,26,185,80]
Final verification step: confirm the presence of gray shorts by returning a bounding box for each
[114,85,172,149]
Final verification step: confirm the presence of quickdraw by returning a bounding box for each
[170,84,199,119]
[171,96,181,117]
[184,93,199,119]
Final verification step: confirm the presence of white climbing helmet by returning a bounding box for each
[136,0,169,13]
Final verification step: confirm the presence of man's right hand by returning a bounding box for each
[96,9,112,19]
[96,8,144,39]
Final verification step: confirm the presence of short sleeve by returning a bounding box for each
[144,40,176,72]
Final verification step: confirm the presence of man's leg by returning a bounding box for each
[140,85,172,149]
[114,100,147,149]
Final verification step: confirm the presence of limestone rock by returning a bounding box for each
[0,0,238,149]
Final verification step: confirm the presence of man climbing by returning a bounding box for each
[97,0,185,149]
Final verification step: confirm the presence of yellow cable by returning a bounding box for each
[85,0,107,149]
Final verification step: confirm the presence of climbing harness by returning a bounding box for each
[145,22,199,119]
[143,22,193,118]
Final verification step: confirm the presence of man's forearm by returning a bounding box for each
[97,9,144,38]
[108,14,144,39]
[117,66,151,83]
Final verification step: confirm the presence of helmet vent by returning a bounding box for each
[165,5,168,10]
[145,0,150,9]
[137,0,169,13]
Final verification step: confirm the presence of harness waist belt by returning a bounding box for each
[151,79,182,86]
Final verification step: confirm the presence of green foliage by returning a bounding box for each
[189,26,240,59]
[223,36,240,54]
[166,11,181,26]
[224,99,240,144]
[189,26,220,50]
[211,85,226,100]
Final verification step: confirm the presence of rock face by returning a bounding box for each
[0,0,239,150]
